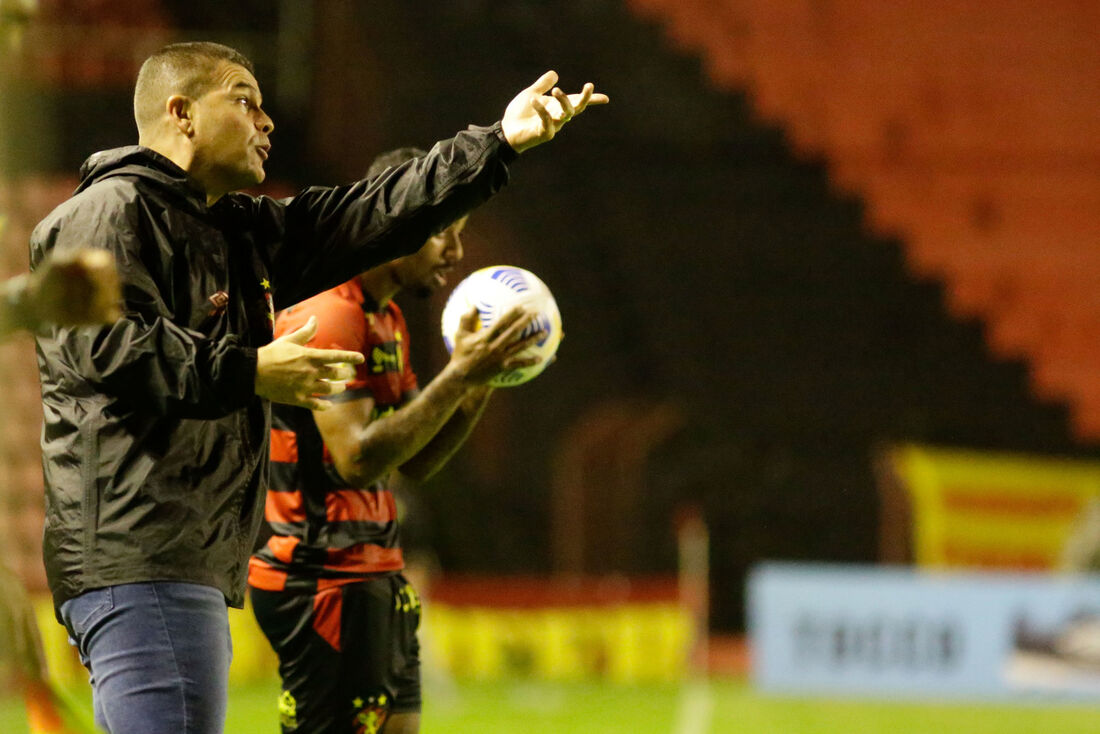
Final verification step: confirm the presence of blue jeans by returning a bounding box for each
[59,582,232,734]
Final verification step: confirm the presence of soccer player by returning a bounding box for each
[247,147,538,734]
[31,40,606,734]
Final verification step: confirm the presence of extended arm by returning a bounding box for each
[269,74,608,305]
[271,125,517,305]
[315,306,539,488]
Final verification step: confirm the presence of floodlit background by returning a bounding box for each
[1,1,1099,732]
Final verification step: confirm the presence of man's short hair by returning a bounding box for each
[134,42,255,134]
[365,147,428,180]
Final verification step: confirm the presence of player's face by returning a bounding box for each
[188,62,274,198]
[399,216,467,297]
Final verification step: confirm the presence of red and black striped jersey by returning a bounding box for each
[248,278,418,592]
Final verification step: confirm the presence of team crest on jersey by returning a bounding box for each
[370,334,404,374]
[278,690,298,729]
[351,693,389,734]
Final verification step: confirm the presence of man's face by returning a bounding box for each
[395,216,468,297]
[188,62,274,197]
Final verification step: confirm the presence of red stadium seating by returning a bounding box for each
[627,0,1100,439]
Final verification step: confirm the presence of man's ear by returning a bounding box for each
[166,95,194,137]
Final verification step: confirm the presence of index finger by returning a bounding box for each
[307,348,366,365]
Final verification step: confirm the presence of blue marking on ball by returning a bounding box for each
[489,267,530,292]
[519,313,552,347]
[475,300,496,329]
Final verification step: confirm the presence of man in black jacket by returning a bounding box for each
[31,41,606,734]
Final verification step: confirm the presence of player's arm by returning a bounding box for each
[314,306,539,488]
[397,384,494,482]
[313,375,468,489]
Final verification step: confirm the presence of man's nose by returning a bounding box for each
[257,110,274,134]
[448,233,464,262]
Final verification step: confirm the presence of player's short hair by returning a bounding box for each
[365,147,428,180]
[134,42,255,134]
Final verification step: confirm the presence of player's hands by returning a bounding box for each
[501,71,609,154]
[449,305,543,384]
[29,248,122,326]
[255,316,364,410]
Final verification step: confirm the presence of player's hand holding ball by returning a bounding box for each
[448,305,541,385]
[441,266,563,387]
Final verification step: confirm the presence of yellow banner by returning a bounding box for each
[889,444,1100,571]
[32,596,692,688]
[428,603,691,683]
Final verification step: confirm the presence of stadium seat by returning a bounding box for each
[629,0,1100,437]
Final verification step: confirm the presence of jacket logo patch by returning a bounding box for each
[206,290,229,318]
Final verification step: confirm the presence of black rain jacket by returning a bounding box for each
[31,123,515,613]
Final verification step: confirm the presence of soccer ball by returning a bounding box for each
[440,265,562,387]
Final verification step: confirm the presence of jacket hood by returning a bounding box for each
[76,146,206,204]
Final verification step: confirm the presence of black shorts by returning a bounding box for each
[250,574,421,734]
